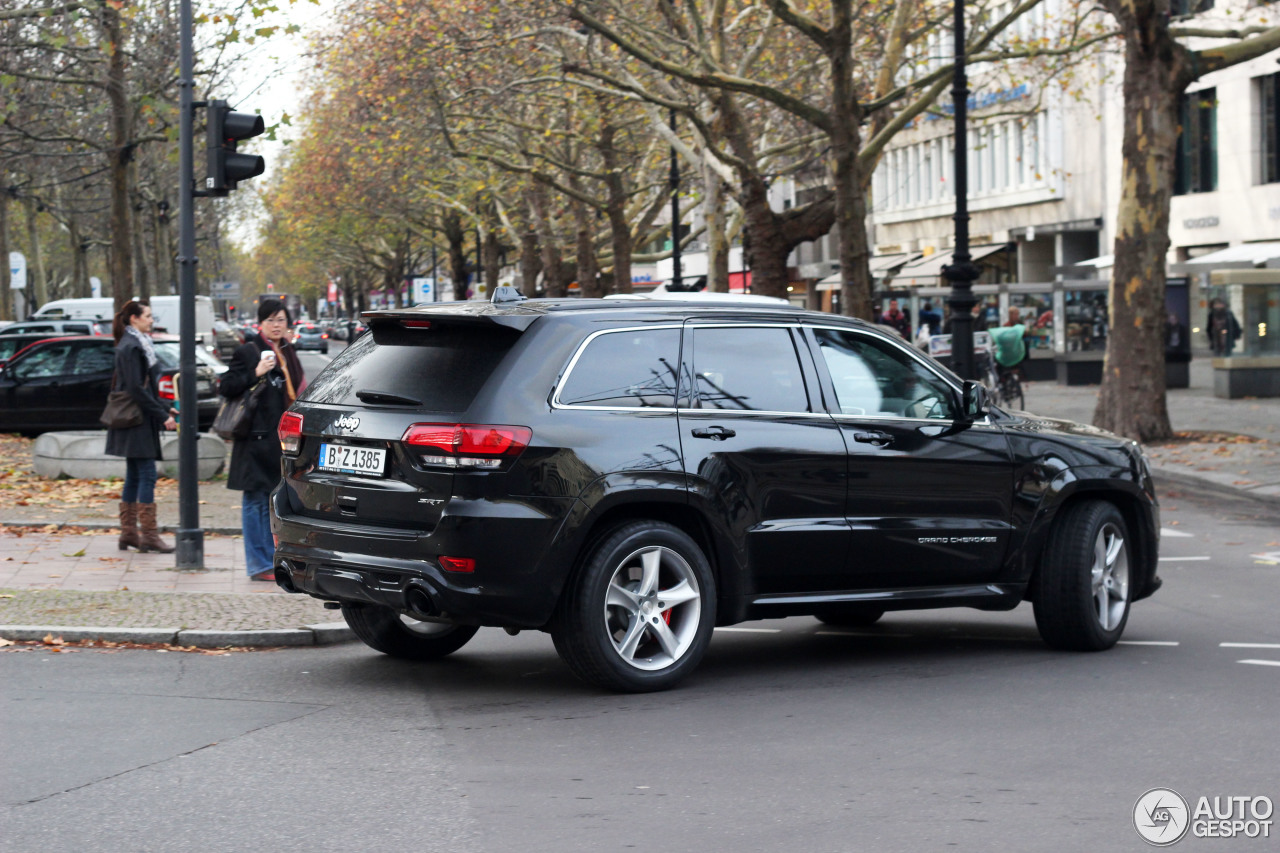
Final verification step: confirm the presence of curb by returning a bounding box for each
[1152,466,1280,509]
[0,520,245,535]
[0,621,355,648]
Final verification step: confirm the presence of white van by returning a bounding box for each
[34,295,217,346]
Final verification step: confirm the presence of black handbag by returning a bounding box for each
[100,371,144,430]
[212,379,266,440]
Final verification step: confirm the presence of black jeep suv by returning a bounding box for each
[271,298,1161,692]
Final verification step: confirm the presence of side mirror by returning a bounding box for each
[962,380,989,420]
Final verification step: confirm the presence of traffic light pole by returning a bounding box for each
[176,0,203,569]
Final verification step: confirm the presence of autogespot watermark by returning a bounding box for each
[1133,788,1274,846]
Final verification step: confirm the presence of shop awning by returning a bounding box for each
[892,243,1013,286]
[1171,242,1280,273]
[815,253,921,290]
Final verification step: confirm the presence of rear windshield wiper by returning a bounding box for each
[356,389,422,406]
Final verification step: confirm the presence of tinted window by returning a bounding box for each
[691,326,808,412]
[72,342,116,373]
[64,323,91,335]
[12,342,75,380]
[814,328,957,420]
[559,328,681,408]
[300,323,519,412]
[1,324,56,335]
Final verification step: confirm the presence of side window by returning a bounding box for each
[65,323,91,335]
[691,326,809,412]
[559,328,681,408]
[814,328,958,420]
[72,342,116,374]
[12,343,75,380]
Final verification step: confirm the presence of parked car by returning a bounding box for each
[0,319,109,337]
[293,322,330,354]
[211,319,243,360]
[0,335,223,435]
[272,298,1162,692]
[0,333,70,366]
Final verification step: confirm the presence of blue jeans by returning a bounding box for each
[242,490,274,577]
[122,458,157,504]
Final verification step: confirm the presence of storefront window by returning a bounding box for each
[1009,292,1054,351]
[1064,290,1109,351]
[1204,284,1280,357]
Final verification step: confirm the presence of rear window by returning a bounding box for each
[299,323,519,412]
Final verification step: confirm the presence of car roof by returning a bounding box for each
[365,298,876,333]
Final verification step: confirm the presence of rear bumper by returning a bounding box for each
[270,488,573,627]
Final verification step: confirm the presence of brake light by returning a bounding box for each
[400,320,432,329]
[401,423,531,469]
[158,375,175,400]
[321,333,328,339]
[439,556,476,573]
[278,411,304,455]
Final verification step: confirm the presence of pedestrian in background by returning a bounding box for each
[1207,298,1242,356]
[882,298,911,339]
[220,299,305,582]
[917,301,943,338]
[105,300,176,553]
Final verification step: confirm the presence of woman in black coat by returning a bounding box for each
[105,301,177,552]
[219,299,304,581]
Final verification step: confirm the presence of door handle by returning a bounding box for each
[853,430,893,446]
[691,425,736,441]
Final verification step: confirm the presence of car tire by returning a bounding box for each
[815,607,886,628]
[341,603,478,660]
[552,521,716,693]
[1033,500,1131,651]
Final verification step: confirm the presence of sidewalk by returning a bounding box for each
[2,357,1277,648]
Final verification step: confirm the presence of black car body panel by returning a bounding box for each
[273,300,1161,634]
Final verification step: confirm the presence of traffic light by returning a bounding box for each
[205,99,265,195]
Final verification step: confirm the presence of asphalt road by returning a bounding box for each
[3,487,1277,852]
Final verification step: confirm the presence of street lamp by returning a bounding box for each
[942,0,980,380]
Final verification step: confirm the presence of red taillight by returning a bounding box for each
[401,320,432,329]
[278,411,303,455]
[321,333,328,339]
[439,556,475,573]
[158,376,175,400]
[401,423,531,468]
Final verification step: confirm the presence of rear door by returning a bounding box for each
[678,322,849,595]
[806,325,1015,588]
[282,321,522,531]
[65,340,116,426]
[4,341,78,429]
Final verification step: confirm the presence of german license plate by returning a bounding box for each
[318,443,386,476]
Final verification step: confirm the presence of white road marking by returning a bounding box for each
[1238,659,1280,668]
[1118,640,1180,646]
[1252,551,1280,562]
[1158,556,1211,562]
[1161,528,1195,538]
[714,627,781,633]
[1221,642,1280,649]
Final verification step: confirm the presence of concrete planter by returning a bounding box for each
[33,431,228,480]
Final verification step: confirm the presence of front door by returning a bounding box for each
[807,326,1015,589]
[679,323,849,595]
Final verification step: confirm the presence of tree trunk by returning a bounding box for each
[443,212,469,300]
[598,122,632,294]
[518,225,541,295]
[572,197,601,299]
[24,198,48,309]
[104,4,134,311]
[1091,6,1190,442]
[0,191,12,322]
[528,184,566,297]
[131,170,150,302]
[704,165,729,292]
[829,1,873,319]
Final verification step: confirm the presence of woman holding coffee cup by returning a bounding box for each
[219,298,305,582]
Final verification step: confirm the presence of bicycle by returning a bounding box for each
[994,362,1026,410]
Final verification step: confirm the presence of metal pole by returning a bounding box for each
[669,108,683,291]
[943,0,979,381]
[175,0,203,568]
[431,245,438,301]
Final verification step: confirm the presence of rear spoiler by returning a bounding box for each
[364,302,546,333]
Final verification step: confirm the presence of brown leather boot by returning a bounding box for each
[137,503,175,554]
[117,502,140,551]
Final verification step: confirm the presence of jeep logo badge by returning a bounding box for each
[334,414,360,431]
